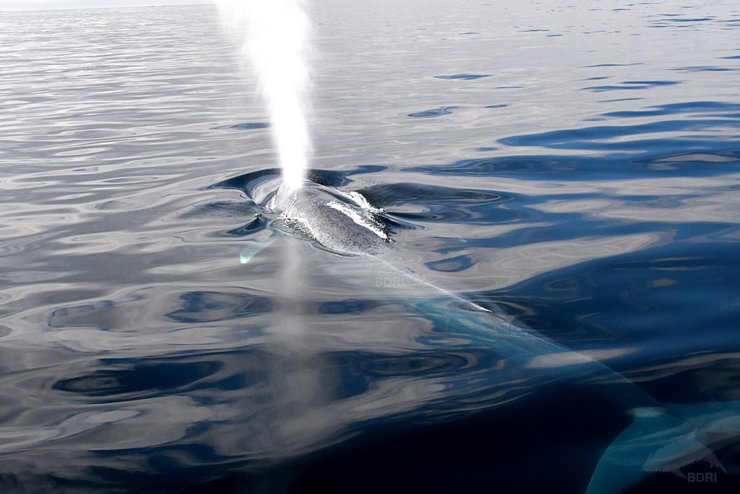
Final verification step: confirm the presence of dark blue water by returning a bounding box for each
[0,1,739,492]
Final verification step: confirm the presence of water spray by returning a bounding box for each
[216,0,312,192]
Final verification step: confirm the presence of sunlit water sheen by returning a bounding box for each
[0,1,739,492]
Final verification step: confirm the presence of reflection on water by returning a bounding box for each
[0,0,739,492]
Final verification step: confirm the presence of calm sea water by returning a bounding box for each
[1,1,739,492]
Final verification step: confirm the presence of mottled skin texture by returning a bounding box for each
[250,175,388,256]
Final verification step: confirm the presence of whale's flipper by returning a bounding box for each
[239,221,280,264]
[587,401,740,494]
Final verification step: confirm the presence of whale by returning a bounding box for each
[246,173,390,256]
[237,172,495,312]
[214,171,739,493]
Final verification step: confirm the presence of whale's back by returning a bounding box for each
[270,182,388,256]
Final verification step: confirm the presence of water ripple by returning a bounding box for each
[407,106,458,118]
[433,74,491,80]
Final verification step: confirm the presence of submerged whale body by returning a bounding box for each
[214,171,739,494]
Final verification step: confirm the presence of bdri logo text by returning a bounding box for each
[687,472,718,483]
[374,276,406,288]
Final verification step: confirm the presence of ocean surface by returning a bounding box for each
[1,1,739,492]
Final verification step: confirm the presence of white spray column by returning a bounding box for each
[216,0,312,192]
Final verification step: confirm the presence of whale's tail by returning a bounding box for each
[587,401,740,493]
[412,297,740,492]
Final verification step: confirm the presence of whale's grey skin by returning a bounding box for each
[237,174,739,494]
[246,174,391,258]
[268,178,388,256]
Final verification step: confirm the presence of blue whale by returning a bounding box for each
[218,172,739,493]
